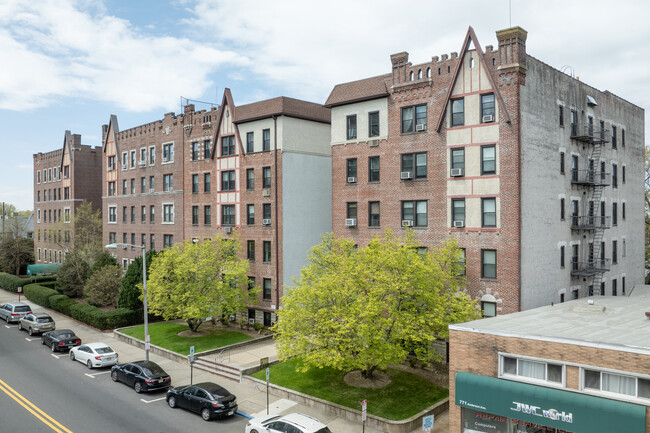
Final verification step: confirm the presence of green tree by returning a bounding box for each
[146,237,257,332]
[84,265,122,307]
[0,237,34,275]
[273,230,481,379]
[117,250,158,310]
[57,251,90,297]
[89,251,118,278]
[71,201,103,263]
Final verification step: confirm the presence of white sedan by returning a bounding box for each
[69,342,118,369]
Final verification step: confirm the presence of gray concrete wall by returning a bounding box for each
[520,56,645,309]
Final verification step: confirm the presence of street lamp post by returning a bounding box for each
[105,242,149,362]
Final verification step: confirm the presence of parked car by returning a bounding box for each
[69,342,118,369]
[245,413,332,433]
[166,382,237,421]
[111,360,171,393]
[18,312,55,335]
[0,302,32,323]
[41,329,82,352]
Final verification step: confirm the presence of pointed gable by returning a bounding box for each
[211,88,238,158]
[59,130,72,170]
[103,114,120,163]
[435,26,511,132]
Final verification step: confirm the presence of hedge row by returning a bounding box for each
[21,282,142,331]
[0,273,57,293]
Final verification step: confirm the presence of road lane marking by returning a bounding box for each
[50,354,63,359]
[84,371,111,378]
[0,379,73,433]
[25,337,38,342]
[141,396,166,403]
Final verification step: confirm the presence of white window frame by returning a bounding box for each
[107,205,117,224]
[122,152,128,170]
[130,150,136,168]
[581,366,650,403]
[498,353,566,388]
[63,207,71,223]
[149,146,156,165]
[139,147,146,165]
[162,142,174,163]
[162,203,174,224]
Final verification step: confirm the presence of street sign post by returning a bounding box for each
[189,345,195,385]
[266,366,270,414]
[422,414,435,431]
[17,286,21,302]
[361,399,367,433]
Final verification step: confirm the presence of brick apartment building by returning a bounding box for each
[449,288,650,433]
[325,26,645,315]
[33,131,102,264]
[102,89,331,325]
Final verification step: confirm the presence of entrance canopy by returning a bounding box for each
[26,263,61,276]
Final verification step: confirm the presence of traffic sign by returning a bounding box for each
[422,414,434,431]
[361,399,367,422]
[189,345,195,363]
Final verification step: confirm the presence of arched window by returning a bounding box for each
[426,67,431,78]
[409,71,414,81]
[417,69,422,79]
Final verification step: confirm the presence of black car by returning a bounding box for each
[41,329,82,352]
[166,382,238,421]
[111,361,171,393]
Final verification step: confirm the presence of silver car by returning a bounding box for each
[19,312,55,335]
[0,302,32,323]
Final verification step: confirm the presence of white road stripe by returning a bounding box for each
[25,338,37,342]
[140,397,166,404]
[84,371,112,378]
[50,354,63,359]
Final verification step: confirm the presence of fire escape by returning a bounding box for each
[570,120,610,295]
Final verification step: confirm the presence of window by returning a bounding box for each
[368,111,379,137]
[162,143,174,162]
[221,136,235,156]
[369,201,380,227]
[204,206,211,225]
[64,187,69,200]
[481,145,496,175]
[457,249,466,276]
[220,171,235,191]
[108,206,116,223]
[263,278,272,300]
[37,171,41,184]
[122,179,127,195]
[131,233,136,248]
[612,278,617,296]
[611,125,617,148]
[368,156,380,182]
[130,178,135,194]
[560,152,565,174]
[192,206,199,225]
[163,174,173,192]
[130,206,135,223]
[246,132,254,153]
[346,158,357,180]
[570,110,577,136]
[108,155,116,170]
[108,181,116,196]
[401,201,427,227]
[192,174,199,193]
[482,198,497,227]
[262,167,271,188]
[451,98,464,127]
[482,249,496,279]
[248,278,256,292]
[612,240,617,264]
[612,202,618,226]
[263,241,271,262]
[122,206,127,222]
[622,202,626,220]
[622,166,626,184]
[246,169,254,190]
[203,173,211,192]
[451,148,465,172]
[203,140,211,159]
[480,93,495,121]
[149,205,155,223]
[452,199,465,226]
[401,153,427,179]
[560,245,565,268]
[262,203,271,221]
[482,301,497,317]
[140,177,146,193]
[612,163,618,188]
[221,204,235,226]
[163,204,174,223]
[347,202,357,220]
[346,115,357,140]
[150,234,155,250]
[262,129,270,151]
[501,355,563,384]
[583,369,647,398]
[191,142,198,161]
[560,198,565,220]
[163,234,173,248]
[401,104,427,133]
[247,204,255,225]
[37,191,40,202]
[108,232,116,245]
[559,105,564,126]
[622,128,625,146]
[623,277,626,295]
[247,240,255,261]
[149,146,155,165]
[130,150,136,168]
[141,206,146,222]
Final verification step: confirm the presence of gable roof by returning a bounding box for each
[434,26,511,132]
[324,74,390,108]
[102,115,120,164]
[210,89,233,159]
[59,130,72,169]
[235,96,330,124]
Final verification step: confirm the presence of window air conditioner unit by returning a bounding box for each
[347,176,357,183]
[369,139,379,147]
[262,189,271,197]
[122,245,127,250]
[402,220,413,227]
[163,156,169,163]
[482,115,494,123]
[450,168,464,177]
[138,160,146,167]
[122,162,127,169]
[400,171,413,180]
[224,227,232,234]
[415,124,427,132]
[263,218,272,225]
[345,218,357,227]
[149,188,154,193]
[453,220,465,228]
[248,318,255,325]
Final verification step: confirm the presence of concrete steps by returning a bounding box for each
[193,357,241,382]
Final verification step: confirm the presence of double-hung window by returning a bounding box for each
[263,129,270,151]
[149,146,155,165]
[204,173,211,192]
[204,140,211,159]
[204,206,211,225]
[452,199,465,226]
[108,181,116,197]
[401,104,427,133]
[262,167,271,188]
[263,241,271,262]
[481,145,496,175]
[221,136,235,156]
[368,156,380,182]
[346,115,357,140]
[221,170,235,191]
[246,169,254,190]
[346,158,357,182]
[263,278,272,300]
[108,206,116,223]
[163,174,173,192]
[263,203,271,221]
[247,241,255,261]
[246,132,254,153]
[108,156,116,171]
[482,198,497,227]
[163,204,174,223]
[480,94,495,122]
[192,206,199,225]
[451,148,465,176]
[402,200,427,227]
[191,142,198,160]
[482,249,497,278]
[401,153,427,179]
[368,111,379,137]
[221,204,235,226]
[247,204,255,225]
[368,202,380,227]
[451,98,464,127]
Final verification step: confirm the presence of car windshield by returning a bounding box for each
[95,347,114,354]
[15,306,31,312]
[141,364,165,376]
[37,317,53,323]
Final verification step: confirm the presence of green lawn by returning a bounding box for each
[251,358,448,420]
[120,322,252,355]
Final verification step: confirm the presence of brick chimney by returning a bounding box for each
[496,26,527,72]
[390,51,409,85]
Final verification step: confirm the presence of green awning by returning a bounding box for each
[456,372,646,432]
[26,263,61,276]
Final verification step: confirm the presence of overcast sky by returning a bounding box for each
[1,0,648,211]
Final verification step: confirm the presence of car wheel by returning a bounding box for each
[51,343,57,352]
[18,322,22,331]
[28,327,33,336]
[111,370,118,382]
[70,352,75,361]
[168,396,176,408]
[86,360,93,369]
[201,408,211,421]
[250,430,259,433]
[134,382,142,393]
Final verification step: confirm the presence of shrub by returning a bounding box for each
[253,322,264,331]
[23,284,59,308]
[68,302,142,330]
[117,251,158,310]
[49,295,76,316]
[89,252,118,278]
[83,265,121,307]
[0,272,28,292]
[57,253,90,298]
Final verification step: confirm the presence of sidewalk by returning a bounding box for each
[0,290,448,433]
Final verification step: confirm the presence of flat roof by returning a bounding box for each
[450,286,650,355]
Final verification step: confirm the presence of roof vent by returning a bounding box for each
[586,95,598,106]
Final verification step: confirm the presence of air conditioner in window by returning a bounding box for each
[121,162,127,170]
[262,218,272,225]
[248,318,255,325]
[400,171,413,180]
[163,156,169,163]
[138,160,146,167]
[224,227,232,234]
[401,220,414,227]
[122,245,127,250]
[345,218,357,227]
[149,188,154,193]
[450,168,464,177]
[482,115,494,123]
[369,139,379,147]
[347,176,357,183]
[416,124,427,132]
[453,220,465,228]
[262,189,271,197]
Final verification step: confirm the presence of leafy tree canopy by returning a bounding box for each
[72,201,103,263]
[117,250,159,310]
[84,265,122,307]
[273,230,481,379]
[89,251,118,278]
[146,236,258,332]
[0,237,34,275]
[57,251,90,297]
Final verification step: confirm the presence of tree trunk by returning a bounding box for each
[187,318,203,332]
[361,365,377,379]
